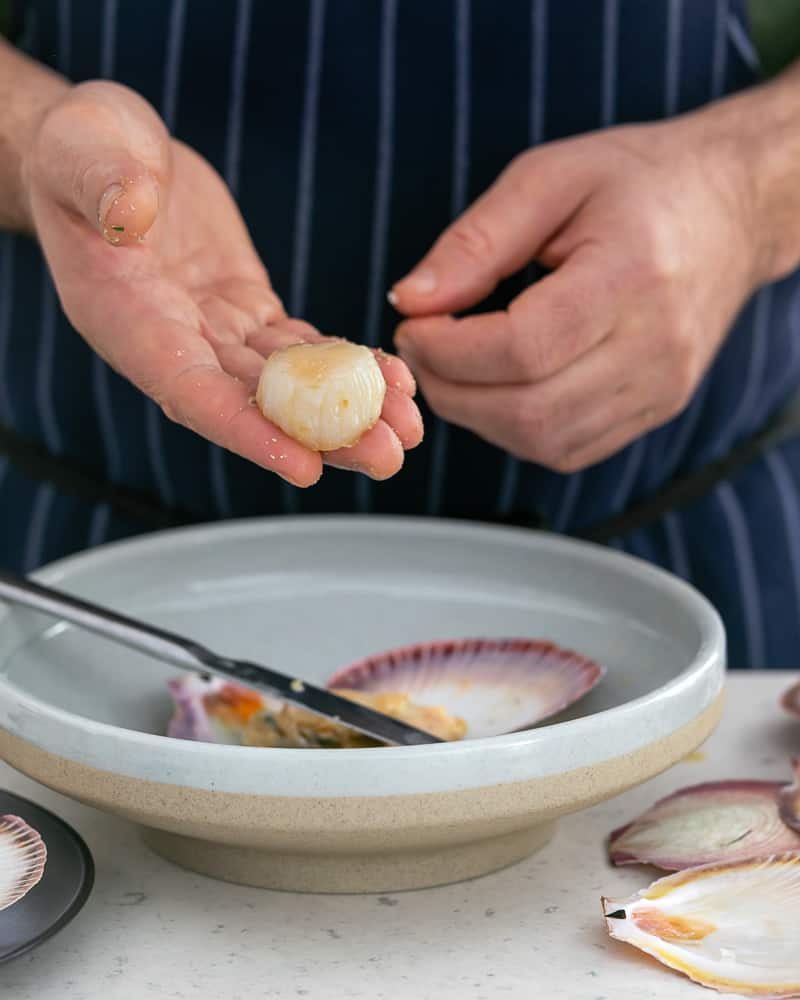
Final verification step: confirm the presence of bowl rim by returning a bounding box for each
[0,515,725,767]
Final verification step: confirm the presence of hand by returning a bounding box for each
[23,81,422,486]
[390,114,764,473]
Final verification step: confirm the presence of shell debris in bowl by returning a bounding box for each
[167,674,466,748]
[256,340,385,451]
[0,815,47,912]
[166,638,604,748]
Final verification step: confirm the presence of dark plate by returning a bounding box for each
[0,790,94,964]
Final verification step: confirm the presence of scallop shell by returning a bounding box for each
[782,679,800,718]
[0,815,47,911]
[326,638,604,738]
[608,780,800,871]
[166,674,273,744]
[779,760,800,835]
[602,853,800,998]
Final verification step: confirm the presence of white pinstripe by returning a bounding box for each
[728,285,772,447]
[162,0,187,131]
[601,0,619,126]
[285,0,327,514]
[356,0,398,514]
[209,0,253,518]
[554,0,619,531]
[665,0,683,115]
[609,4,684,533]
[727,12,760,73]
[764,450,800,621]
[428,0,470,516]
[91,0,123,522]
[663,510,691,579]
[716,480,764,668]
[658,1,729,479]
[57,0,71,71]
[23,484,55,572]
[33,1,71,460]
[36,270,62,455]
[88,503,111,550]
[0,235,15,425]
[497,0,548,517]
[712,0,729,98]
[144,0,188,511]
[552,471,582,532]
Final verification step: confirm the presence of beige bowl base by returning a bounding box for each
[141,819,557,894]
[0,694,722,895]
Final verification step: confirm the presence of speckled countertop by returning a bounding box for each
[1,671,796,1000]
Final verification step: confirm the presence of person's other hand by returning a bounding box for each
[390,115,765,472]
[24,82,422,486]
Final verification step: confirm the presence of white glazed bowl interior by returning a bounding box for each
[0,516,724,798]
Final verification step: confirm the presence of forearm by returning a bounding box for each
[689,58,800,286]
[0,38,69,232]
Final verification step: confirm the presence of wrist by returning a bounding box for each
[688,65,800,287]
[0,40,70,233]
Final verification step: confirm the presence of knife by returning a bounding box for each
[0,571,442,747]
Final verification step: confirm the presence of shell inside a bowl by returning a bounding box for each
[167,637,605,748]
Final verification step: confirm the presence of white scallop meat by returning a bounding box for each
[256,341,385,451]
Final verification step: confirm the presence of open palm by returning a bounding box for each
[25,82,422,487]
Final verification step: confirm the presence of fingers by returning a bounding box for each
[395,244,617,384]
[29,80,170,246]
[324,420,405,480]
[410,330,673,471]
[389,145,588,315]
[154,360,322,488]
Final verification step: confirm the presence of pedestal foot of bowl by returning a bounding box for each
[141,820,558,894]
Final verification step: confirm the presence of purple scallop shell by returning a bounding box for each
[327,638,605,738]
[782,679,800,718]
[779,759,800,835]
[0,814,47,911]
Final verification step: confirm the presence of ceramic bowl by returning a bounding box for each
[0,517,725,893]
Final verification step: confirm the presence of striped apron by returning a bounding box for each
[2,0,800,667]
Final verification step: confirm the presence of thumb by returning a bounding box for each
[28,80,168,246]
[388,147,586,316]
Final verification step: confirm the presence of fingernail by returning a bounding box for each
[386,289,399,307]
[396,267,437,296]
[98,183,124,241]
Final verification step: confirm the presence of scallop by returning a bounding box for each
[608,780,800,871]
[602,853,800,998]
[780,759,800,835]
[782,679,800,718]
[0,814,47,911]
[326,637,604,738]
[256,341,386,451]
[166,674,465,747]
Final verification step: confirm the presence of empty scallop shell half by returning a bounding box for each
[0,814,47,911]
[780,760,800,835]
[782,679,800,718]
[608,780,800,871]
[602,853,800,998]
[326,638,604,738]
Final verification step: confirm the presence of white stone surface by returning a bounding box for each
[1,671,796,1000]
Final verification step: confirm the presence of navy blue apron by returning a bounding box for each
[2,0,800,667]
